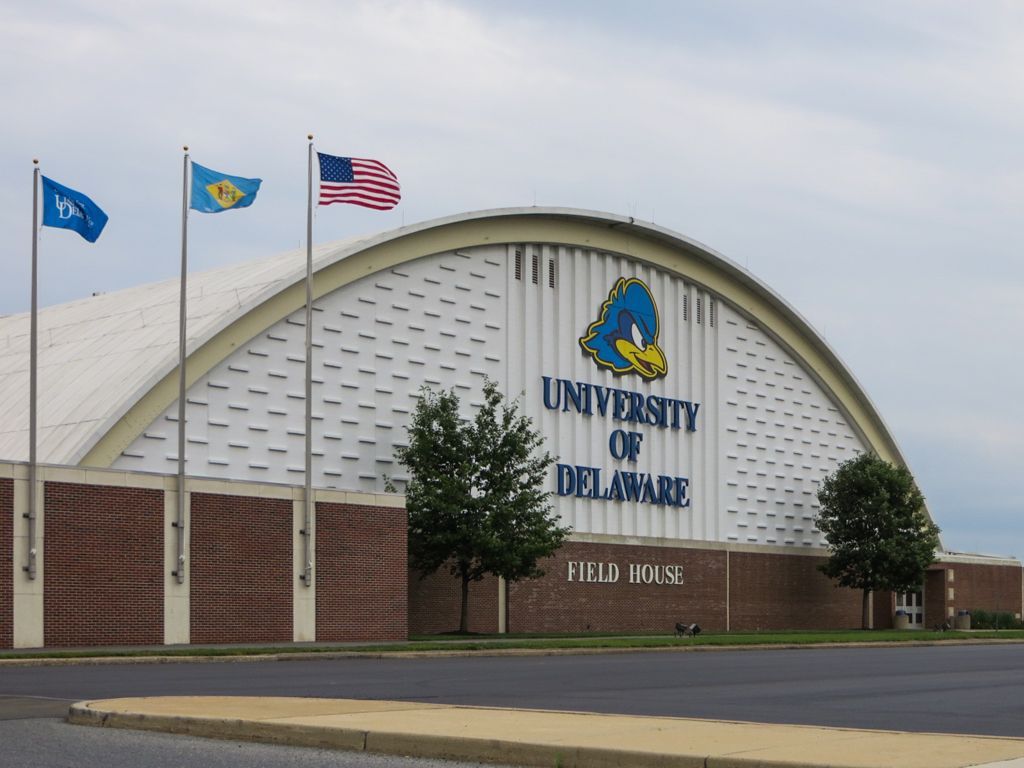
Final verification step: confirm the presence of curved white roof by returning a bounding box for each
[0,207,908,481]
[0,239,357,464]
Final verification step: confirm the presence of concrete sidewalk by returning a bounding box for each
[68,696,1024,768]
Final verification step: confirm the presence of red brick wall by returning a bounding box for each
[949,563,1022,617]
[873,590,894,629]
[925,569,947,628]
[409,569,500,635]
[190,493,292,644]
[508,542,727,634]
[0,478,12,649]
[407,542,890,634]
[729,551,862,630]
[43,482,163,647]
[316,502,407,641]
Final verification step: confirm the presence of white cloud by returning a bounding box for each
[2,0,1023,554]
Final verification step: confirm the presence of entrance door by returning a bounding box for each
[895,589,924,627]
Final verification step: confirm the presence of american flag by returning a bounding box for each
[317,153,400,210]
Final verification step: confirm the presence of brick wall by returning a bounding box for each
[43,482,163,647]
[0,478,11,648]
[407,542,886,634]
[316,502,407,642]
[190,493,292,644]
[408,569,500,635]
[948,562,1022,618]
[508,542,727,634]
[873,590,894,629]
[924,569,947,628]
[729,551,862,630]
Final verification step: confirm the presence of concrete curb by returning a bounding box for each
[68,704,369,751]
[66,697,1024,768]
[6,637,1024,667]
[67,703,705,768]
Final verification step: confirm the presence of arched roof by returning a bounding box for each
[0,207,909,482]
[0,239,359,464]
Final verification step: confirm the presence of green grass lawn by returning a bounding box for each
[405,629,1024,650]
[3,628,1024,661]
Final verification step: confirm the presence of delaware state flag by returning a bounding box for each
[190,162,262,213]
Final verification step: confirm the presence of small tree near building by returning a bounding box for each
[394,380,571,633]
[815,453,940,630]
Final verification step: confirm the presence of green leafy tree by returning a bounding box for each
[394,379,571,633]
[815,453,940,629]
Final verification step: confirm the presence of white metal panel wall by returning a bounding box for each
[114,247,508,491]
[717,302,864,548]
[114,241,866,547]
[506,243,718,540]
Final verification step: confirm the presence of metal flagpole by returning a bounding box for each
[302,135,314,587]
[26,159,39,580]
[174,146,189,584]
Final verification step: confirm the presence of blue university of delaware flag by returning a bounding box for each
[41,176,109,242]
[190,162,262,213]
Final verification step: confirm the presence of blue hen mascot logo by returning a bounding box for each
[579,278,667,380]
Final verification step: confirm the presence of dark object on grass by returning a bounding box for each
[675,622,701,637]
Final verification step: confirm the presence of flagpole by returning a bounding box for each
[302,135,314,588]
[174,146,189,585]
[26,159,39,580]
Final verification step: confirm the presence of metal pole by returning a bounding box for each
[26,160,39,580]
[302,135,314,587]
[174,147,189,584]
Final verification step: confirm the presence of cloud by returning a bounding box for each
[2,0,1023,556]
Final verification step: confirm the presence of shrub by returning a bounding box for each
[969,610,1022,630]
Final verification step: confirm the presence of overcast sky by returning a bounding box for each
[2,1,1022,558]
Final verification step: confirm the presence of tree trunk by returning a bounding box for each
[862,588,871,630]
[459,572,470,634]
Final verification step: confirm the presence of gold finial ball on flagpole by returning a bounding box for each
[183,145,189,152]
[32,158,39,165]
[308,134,314,140]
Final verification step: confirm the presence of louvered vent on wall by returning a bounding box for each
[514,248,522,280]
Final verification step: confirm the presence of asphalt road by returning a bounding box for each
[0,713,513,768]
[3,643,1024,736]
